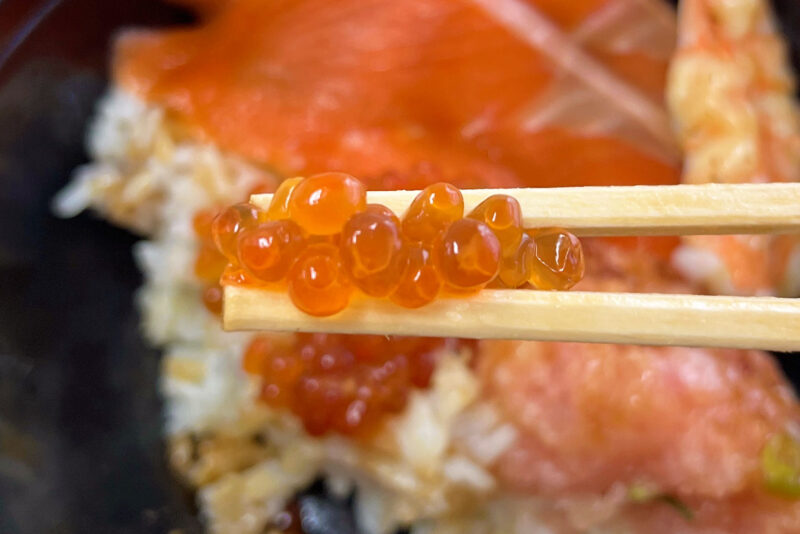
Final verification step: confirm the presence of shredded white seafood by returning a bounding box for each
[667,0,800,296]
[668,0,800,184]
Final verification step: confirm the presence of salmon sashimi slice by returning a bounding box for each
[567,0,676,100]
[115,0,679,190]
[668,0,800,296]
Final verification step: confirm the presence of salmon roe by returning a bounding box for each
[467,194,523,255]
[498,233,534,288]
[287,243,353,316]
[435,218,502,291]
[390,244,442,308]
[243,333,468,436]
[401,182,464,246]
[194,209,228,282]
[288,172,367,235]
[202,284,224,316]
[193,175,587,437]
[211,202,263,262]
[526,228,586,290]
[192,208,217,240]
[192,208,230,314]
[237,220,305,282]
[205,174,585,317]
[266,177,303,220]
[194,242,229,283]
[340,205,403,297]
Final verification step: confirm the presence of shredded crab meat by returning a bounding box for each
[668,0,800,184]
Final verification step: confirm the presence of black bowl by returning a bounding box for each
[0,2,201,533]
[0,1,798,533]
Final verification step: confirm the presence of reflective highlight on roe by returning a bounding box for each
[211,173,585,316]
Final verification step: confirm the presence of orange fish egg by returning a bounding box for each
[212,202,263,262]
[340,205,403,297]
[288,172,367,235]
[192,208,217,242]
[295,372,367,436]
[288,243,354,316]
[435,218,501,290]
[498,233,533,288]
[241,332,469,437]
[285,335,417,436]
[527,228,585,290]
[260,352,306,408]
[467,194,523,255]
[359,203,396,220]
[242,335,273,375]
[390,244,442,308]
[201,284,224,316]
[194,242,229,283]
[266,177,303,220]
[401,182,464,246]
[237,220,305,282]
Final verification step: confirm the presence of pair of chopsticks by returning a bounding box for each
[223,183,800,351]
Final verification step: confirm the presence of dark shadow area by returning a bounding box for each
[0,2,200,533]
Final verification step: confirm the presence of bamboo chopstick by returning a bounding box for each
[251,182,800,236]
[224,286,800,351]
[235,182,800,350]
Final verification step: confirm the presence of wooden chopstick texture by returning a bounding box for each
[252,183,800,236]
[237,182,800,349]
[224,286,800,352]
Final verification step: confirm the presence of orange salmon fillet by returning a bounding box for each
[116,0,679,188]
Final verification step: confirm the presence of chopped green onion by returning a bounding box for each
[658,495,694,520]
[628,482,659,503]
[762,432,800,498]
[628,483,694,520]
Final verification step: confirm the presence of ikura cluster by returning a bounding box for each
[243,333,470,436]
[192,208,229,315]
[210,172,585,316]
